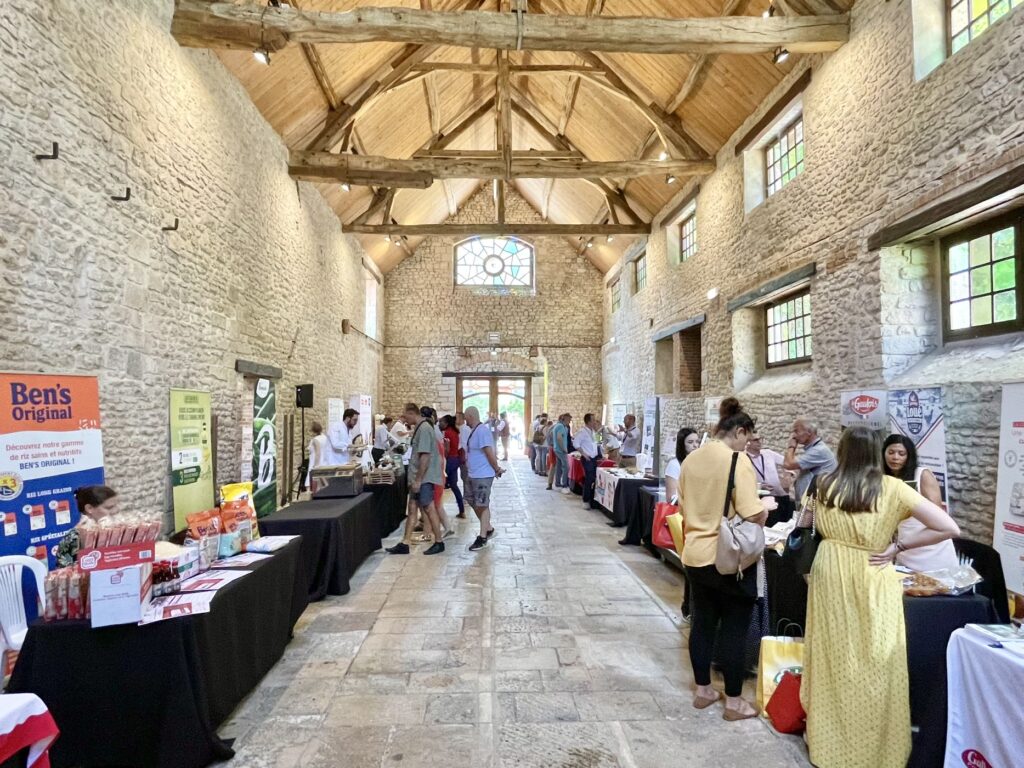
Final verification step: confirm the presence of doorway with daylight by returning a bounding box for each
[456,376,532,457]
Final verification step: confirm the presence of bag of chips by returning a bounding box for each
[220,483,260,539]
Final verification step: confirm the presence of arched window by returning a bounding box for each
[454,236,535,291]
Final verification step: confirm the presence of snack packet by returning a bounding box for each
[220,482,260,539]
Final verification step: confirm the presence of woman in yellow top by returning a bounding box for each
[678,403,775,720]
[802,426,959,768]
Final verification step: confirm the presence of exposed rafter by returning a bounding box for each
[347,223,649,236]
[666,0,746,114]
[172,2,850,56]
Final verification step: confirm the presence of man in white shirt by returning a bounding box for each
[326,408,360,465]
[576,413,602,510]
[614,414,641,468]
[496,412,510,461]
[372,416,394,464]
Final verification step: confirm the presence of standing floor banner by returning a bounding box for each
[0,373,104,568]
[888,387,950,509]
[252,379,277,518]
[993,382,1024,595]
[640,397,660,475]
[170,389,214,531]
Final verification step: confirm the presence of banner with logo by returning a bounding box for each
[0,373,104,568]
[639,397,659,474]
[888,387,949,508]
[993,382,1024,595]
[252,378,277,518]
[170,389,214,531]
[840,389,889,431]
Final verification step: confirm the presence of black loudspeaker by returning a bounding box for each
[295,384,314,409]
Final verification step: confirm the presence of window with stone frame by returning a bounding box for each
[680,211,697,261]
[766,289,813,366]
[633,253,647,293]
[610,279,621,313]
[942,211,1022,340]
[454,236,535,291]
[765,116,805,197]
[948,0,1022,54]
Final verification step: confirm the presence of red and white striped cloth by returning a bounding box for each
[0,694,58,768]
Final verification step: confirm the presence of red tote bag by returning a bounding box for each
[652,501,678,550]
[765,671,806,734]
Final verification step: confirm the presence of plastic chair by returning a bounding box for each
[0,556,48,657]
[953,538,1011,624]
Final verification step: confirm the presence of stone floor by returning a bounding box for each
[217,457,810,767]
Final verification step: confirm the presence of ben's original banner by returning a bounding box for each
[170,389,214,531]
[0,373,105,567]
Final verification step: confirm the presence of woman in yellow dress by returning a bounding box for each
[802,427,959,768]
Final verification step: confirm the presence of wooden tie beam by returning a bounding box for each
[346,223,650,236]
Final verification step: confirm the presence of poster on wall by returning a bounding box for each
[170,388,214,531]
[704,397,723,429]
[888,387,950,508]
[993,382,1024,595]
[609,404,628,430]
[350,394,372,443]
[0,373,105,568]
[639,397,660,474]
[840,389,889,431]
[252,378,277,518]
[327,397,345,431]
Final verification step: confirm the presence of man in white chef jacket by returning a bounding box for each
[326,408,361,465]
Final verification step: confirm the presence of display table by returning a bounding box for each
[945,627,1024,767]
[567,456,615,494]
[0,694,58,768]
[623,485,663,551]
[367,469,408,539]
[260,493,381,600]
[761,552,995,768]
[594,468,658,525]
[7,537,306,768]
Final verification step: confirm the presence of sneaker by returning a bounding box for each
[485,528,496,539]
[560,488,571,495]
[546,486,553,491]
[469,536,487,551]
[386,543,410,555]
[423,542,445,556]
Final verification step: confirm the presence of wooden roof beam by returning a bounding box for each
[666,0,746,114]
[347,223,649,236]
[289,151,715,182]
[171,2,850,55]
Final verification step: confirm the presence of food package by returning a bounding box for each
[220,482,261,538]
[186,509,223,540]
[218,529,243,558]
[67,572,83,620]
[55,571,69,621]
[219,501,250,533]
[43,575,58,623]
[904,565,984,596]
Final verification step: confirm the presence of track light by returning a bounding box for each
[341,183,350,192]
[586,241,593,249]
[606,235,614,243]
[658,151,669,161]
[763,3,775,18]
[253,48,271,65]
[666,174,677,184]
[773,47,790,65]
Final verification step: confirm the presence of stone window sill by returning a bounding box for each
[890,333,1024,386]
[737,362,814,398]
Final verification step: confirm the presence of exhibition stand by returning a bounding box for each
[593,468,658,526]
[8,538,306,768]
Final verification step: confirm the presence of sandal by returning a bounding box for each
[692,691,722,709]
[722,704,758,721]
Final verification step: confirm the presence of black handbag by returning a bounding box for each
[783,483,820,576]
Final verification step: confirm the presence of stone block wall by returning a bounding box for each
[602,0,1024,540]
[0,0,383,523]
[383,185,603,421]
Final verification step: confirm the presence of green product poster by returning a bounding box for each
[252,378,278,518]
[170,389,215,530]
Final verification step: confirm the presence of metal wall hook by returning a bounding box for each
[111,187,131,202]
[34,142,59,161]
[161,218,179,232]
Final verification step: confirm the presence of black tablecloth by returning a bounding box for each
[7,537,305,768]
[762,552,996,767]
[623,485,664,551]
[260,493,381,600]
[367,471,408,539]
[601,475,659,526]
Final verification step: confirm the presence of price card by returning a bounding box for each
[28,505,46,530]
[4,513,17,537]
[52,499,72,525]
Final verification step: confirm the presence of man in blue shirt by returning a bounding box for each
[463,406,505,551]
[552,413,571,493]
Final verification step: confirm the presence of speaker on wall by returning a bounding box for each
[296,384,314,409]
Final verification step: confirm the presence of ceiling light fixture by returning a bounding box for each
[586,241,593,249]
[666,174,677,184]
[773,47,790,65]
[658,151,669,161]
[763,3,775,18]
[341,183,350,192]
[707,287,720,300]
[253,48,270,65]
[606,235,614,243]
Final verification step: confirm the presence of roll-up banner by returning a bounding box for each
[0,373,104,568]
[888,387,950,509]
[993,382,1024,596]
[252,378,277,518]
[170,388,215,531]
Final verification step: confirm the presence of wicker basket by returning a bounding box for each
[366,466,397,485]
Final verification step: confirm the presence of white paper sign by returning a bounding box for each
[179,569,248,593]
[994,382,1024,596]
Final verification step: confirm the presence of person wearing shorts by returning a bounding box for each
[386,403,446,556]
[463,406,504,551]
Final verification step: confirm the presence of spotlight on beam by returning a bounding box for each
[666,174,677,185]
[658,151,669,161]
[253,48,271,65]
[773,47,790,65]
[606,235,614,243]
[341,183,350,192]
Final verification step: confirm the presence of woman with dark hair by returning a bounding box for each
[439,414,465,519]
[883,433,958,572]
[677,402,776,720]
[56,485,119,567]
[664,427,700,502]
[803,427,960,768]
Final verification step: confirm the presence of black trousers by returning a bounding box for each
[582,456,599,506]
[685,564,756,697]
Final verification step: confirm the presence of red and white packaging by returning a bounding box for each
[79,542,154,628]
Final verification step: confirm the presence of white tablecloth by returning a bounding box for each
[0,693,58,767]
[594,468,620,511]
[945,627,1024,767]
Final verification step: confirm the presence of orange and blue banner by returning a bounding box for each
[0,373,105,568]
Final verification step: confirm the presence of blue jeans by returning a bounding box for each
[554,452,569,488]
[445,456,464,515]
[534,445,548,473]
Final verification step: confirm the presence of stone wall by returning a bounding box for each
[384,185,603,422]
[602,0,1024,540]
[0,0,383,524]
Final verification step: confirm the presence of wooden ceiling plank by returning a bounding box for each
[348,223,650,235]
[172,3,850,55]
